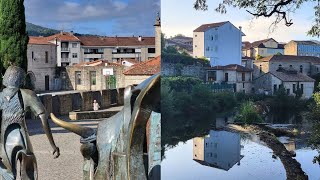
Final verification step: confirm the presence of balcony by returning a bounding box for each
[112,53,140,58]
[61,58,71,62]
[84,54,103,59]
[61,48,70,52]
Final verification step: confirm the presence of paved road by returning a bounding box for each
[26,116,100,180]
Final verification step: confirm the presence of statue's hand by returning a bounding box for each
[53,147,60,159]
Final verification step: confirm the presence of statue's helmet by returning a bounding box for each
[3,66,26,88]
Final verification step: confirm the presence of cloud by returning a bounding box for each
[24,0,160,35]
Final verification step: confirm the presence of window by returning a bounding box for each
[289,65,293,68]
[278,64,282,69]
[45,51,48,63]
[293,84,296,92]
[273,84,277,92]
[75,71,81,85]
[72,53,78,58]
[225,73,229,82]
[90,71,96,85]
[242,73,245,81]
[301,84,304,93]
[287,89,290,95]
[32,51,34,59]
[300,65,303,73]
[72,43,77,48]
[260,65,262,73]
[148,48,155,53]
[195,45,197,48]
[206,46,210,51]
[195,34,197,37]
[211,36,214,40]
[208,71,217,82]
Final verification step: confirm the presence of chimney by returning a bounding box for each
[60,31,63,35]
[70,31,74,35]
[239,26,242,31]
[138,36,142,41]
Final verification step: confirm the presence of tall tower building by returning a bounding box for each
[154,12,161,57]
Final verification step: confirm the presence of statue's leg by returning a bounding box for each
[19,153,37,180]
[4,126,24,179]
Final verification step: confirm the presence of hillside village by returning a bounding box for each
[27,15,161,93]
[164,21,320,99]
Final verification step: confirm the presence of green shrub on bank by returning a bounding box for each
[235,101,263,124]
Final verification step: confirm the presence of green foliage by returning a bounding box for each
[162,52,210,67]
[255,54,263,60]
[236,101,263,124]
[163,46,179,54]
[0,0,28,71]
[276,52,282,55]
[198,56,209,61]
[26,22,59,36]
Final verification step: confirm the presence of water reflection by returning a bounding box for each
[193,131,243,171]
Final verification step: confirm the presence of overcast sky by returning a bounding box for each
[162,0,320,43]
[25,0,160,36]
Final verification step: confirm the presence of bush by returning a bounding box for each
[236,101,263,123]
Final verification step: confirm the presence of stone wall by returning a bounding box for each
[65,65,125,91]
[39,88,124,116]
[162,63,206,80]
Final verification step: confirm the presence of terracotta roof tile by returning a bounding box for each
[193,21,228,32]
[78,36,155,46]
[256,55,320,63]
[123,56,160,75]
[270,71,315,82]
[46,32,80,42]
[28,36,55,45]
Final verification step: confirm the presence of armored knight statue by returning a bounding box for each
[0,66,60,180]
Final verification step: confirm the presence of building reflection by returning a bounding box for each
[193,130,243,171]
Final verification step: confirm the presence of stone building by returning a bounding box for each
[254,68,315,99]
[64,60,125,91]
[193,21,244,66]
[205,64,252,93]
[27,36,57,91]
[123,56,160,86]
[242,38,284,58]
[253,55,320,79]
[284,40,320,57]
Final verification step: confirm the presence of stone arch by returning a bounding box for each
[25,71,36,90]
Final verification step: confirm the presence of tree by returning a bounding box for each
[0,0,29,73]
[193,0,320,37]
[255,54,263,60]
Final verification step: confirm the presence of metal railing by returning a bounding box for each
[61,58,71,62]
[61,48,70,52]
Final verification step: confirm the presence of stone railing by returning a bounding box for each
[38,88,125,117]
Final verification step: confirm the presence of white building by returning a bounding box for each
[193,21,244,66]
[242,38,285,58]
[46,32,81,67]
[193,130,243,171]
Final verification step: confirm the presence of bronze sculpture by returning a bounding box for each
[51,73,160,180]
[0,66,60,180]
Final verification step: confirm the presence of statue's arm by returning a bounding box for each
[38,112,60,158]
[22,89,60,158]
